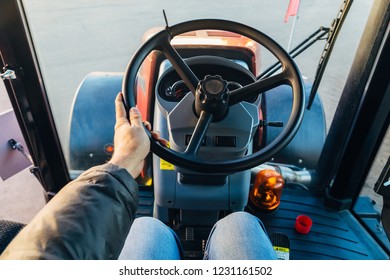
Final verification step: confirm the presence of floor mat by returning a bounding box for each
[249,190,388,259]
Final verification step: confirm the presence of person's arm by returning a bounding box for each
[109,93,150,178]
[1,93,150,259]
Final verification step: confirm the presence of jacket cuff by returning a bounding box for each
[79,162,138,190]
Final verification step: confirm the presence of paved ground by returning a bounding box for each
[0,0,387,223]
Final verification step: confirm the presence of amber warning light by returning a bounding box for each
[104,144,114,155]
[249,169,284,212]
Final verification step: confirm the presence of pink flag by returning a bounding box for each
[284,0,300,22]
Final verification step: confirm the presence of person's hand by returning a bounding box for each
[109,93,150,178]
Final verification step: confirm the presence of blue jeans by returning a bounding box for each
[119,212,276,260]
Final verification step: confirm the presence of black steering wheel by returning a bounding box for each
[123,19,305,173]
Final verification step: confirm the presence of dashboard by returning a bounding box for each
[153,55,261,162]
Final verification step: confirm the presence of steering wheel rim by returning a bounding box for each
[123,19,305,173]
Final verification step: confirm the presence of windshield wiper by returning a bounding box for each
[259,0,354,110]
[259,26,329,80]
[307,0,354,109]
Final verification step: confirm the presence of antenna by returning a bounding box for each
[162,9,171,35]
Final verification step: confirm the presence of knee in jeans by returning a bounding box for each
[130,217,167,233]
[221,211,257,224]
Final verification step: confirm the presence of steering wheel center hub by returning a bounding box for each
[195,75,229,121]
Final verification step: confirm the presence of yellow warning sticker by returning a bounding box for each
[160,159,175,170]
[273,246,290,253]
[159,142,175,170]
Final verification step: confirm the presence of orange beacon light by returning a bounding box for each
[249,169,284,212]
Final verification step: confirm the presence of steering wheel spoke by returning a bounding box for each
[229,71,289,105]
[183,111,213,157]
[160,38,199,94]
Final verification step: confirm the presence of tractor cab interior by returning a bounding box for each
[0,0,389,260]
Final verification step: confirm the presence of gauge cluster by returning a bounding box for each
[157,56,259,104]
[164,80,190,101]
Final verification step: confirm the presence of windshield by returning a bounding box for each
[21,0,372,149]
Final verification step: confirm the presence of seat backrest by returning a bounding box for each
[0,220,25,255]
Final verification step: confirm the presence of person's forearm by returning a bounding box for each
[0,163,139,260]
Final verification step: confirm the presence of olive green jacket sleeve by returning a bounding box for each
[0,163,139,260]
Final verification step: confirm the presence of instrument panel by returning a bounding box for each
[157,56,258,103]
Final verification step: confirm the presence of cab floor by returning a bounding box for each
[249,189,388,259]
[137,188,388,260]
